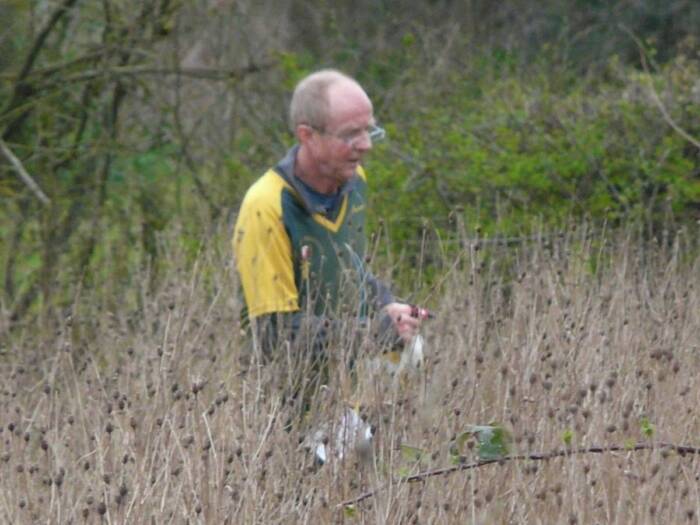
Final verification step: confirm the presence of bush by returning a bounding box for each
[365,47,700,244]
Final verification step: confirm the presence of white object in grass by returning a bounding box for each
[373,334,426,377]
[311,407,373,464]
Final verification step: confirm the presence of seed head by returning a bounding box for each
[192,378,206,395]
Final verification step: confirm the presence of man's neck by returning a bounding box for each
[295,146,340,195]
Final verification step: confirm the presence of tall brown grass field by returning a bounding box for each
[1,223,699,524]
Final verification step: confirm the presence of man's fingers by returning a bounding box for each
[395,316,420,341]
[395,315,418,329]
[383,302,424,342]
[410,305,433,320]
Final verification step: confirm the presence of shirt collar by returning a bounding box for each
[274,145,359,213]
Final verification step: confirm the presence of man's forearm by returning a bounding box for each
[253,311,346,358]
[365,271,394,309]
[253,308,399,360]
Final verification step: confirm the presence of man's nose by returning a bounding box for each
[354,132,372,152]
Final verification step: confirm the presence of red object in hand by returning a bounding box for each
[410,305,433,320]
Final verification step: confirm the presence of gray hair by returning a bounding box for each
[289,69,355,131]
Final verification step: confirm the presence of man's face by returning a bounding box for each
[308,81,374,188]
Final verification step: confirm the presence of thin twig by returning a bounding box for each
[251,397,281,463]
[0,138,50,204]
[336,442,700,508]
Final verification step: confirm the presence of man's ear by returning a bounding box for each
[296,124,314,144]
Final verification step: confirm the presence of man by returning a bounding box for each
[233,69,420,365]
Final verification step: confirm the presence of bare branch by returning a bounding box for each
[0,47,142,81]
[643,66,700,151]
[621,25,700,151]
[40,62,277,86]
[0,139,50,205]
[14,0,80,83]
[1,0,79,141]
[337,442,700,508]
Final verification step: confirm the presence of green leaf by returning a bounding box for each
[640,417,655,438]
[562,429,574,446]
[467,425,512,460]
[343,505,357,518]
[400,444,425,463]
[401,32,416,48]
[449,452,462,465]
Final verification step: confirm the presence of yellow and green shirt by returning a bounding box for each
[233,146,393,349]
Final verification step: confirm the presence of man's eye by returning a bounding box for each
[342,130,363,141]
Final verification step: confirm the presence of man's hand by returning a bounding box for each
[382,302,423,345]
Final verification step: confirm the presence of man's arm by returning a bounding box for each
[252,311,336,360]
[233,173,299,319]
[364,271,422,346]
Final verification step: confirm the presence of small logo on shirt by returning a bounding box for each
[351,204,365,214]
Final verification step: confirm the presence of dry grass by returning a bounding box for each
[1,224,699,524]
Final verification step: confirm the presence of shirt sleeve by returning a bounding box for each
[233,174,299,318]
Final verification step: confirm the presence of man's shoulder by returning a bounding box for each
[241,169,293,209]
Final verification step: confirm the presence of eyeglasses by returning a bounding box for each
[313,124,386,146]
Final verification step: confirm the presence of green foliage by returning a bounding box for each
[640,417,655,439]
[451,425,512,461]
[366,49,700,246]
[400,444,426,463]
[562,429,574,446]
[343,505,357,518]
[472,425,512,460]
[2,1,700,319]
[277,51,316,91]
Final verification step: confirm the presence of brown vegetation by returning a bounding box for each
[1,224,698,523]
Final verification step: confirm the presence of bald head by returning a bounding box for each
[289,69,370,131]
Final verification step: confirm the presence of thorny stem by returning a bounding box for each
[336,442,700,508]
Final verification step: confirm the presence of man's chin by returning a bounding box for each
[326,162,359,185]
[336,166,357,181]
[347,161,361,175]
